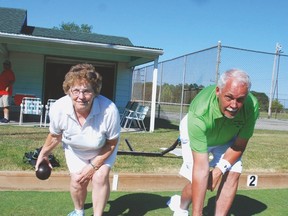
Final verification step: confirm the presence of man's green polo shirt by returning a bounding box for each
[188,85,259,153]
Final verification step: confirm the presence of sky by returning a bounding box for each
[1,0,288,62]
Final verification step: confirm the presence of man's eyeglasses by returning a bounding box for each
[70,88,93,96]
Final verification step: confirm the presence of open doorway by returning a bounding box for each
[44,58,117,104]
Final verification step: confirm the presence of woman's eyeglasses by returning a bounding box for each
[70,88,93,96]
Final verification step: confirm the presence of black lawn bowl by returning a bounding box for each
[35,161,51,180]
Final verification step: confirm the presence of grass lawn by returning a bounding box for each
[0,125,287,173]
[0,124,287,215]
[1,189,287,215]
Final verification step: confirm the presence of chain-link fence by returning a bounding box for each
[132,42,288,125]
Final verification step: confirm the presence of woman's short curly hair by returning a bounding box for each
[63,63,102,96]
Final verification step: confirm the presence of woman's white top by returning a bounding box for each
[49,95,121,160]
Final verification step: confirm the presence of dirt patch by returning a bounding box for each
[0,171,287,192]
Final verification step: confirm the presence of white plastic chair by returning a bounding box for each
[123,105,149,131]
[119,101,134,125]
[19,97,44,126]
[44,99,57,127]
[121,102,139,127]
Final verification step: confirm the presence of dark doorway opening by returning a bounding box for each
[44,60,116,104]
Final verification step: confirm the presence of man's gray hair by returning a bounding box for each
[217,69,251,91]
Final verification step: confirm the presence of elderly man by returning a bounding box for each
[168,69,259,216]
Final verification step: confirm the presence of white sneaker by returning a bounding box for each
[167,195,189,216]
[167,195,181,211]
[67,210,85,216]
[173,209,189,216]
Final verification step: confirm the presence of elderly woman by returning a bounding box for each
[36,63,121,216]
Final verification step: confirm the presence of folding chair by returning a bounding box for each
[119,101,134,125]
[44,99,57,127]
[19,97,44,126]
[120,102,139,127]
[123,105,149,131]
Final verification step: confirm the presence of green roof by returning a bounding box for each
[27,26,134,46]
[0,7,135,47]
[0,7,27,33]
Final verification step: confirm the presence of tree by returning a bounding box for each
[161,83,173,103]
[271,99,284,113]
[251,91,269,111]
[53,22,93,33]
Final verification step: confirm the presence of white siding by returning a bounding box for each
[115,62,132,111]
[8,52,44,98]
[1,53,133,111]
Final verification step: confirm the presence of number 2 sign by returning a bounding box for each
[247,175,258,187]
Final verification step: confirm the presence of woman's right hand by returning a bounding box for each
[35,155,52,171]
[35,133,61,171]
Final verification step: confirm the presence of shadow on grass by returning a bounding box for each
[203,194,267,216]
[144,117,179,130]
[103,193,169,216]
[84,202,93,210]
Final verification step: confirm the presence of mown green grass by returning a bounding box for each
[259,111,288,120]
[243,129,288,172]
[0,125,288,173]
[0,124,287,215]
[1,189,287,215]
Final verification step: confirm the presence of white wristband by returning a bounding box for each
[216,159,231,174]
